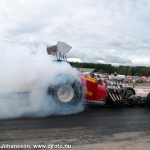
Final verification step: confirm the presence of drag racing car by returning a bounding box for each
[47,42,150,108]
[1,42,149,109]
[82,75,150,107]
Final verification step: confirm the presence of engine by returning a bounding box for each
[106,76,133,103]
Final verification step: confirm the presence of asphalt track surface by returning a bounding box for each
[0,104,150,150]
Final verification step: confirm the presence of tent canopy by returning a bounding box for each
[140,76,147,78]
[133,76,140,78]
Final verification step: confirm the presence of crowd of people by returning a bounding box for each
[90,72,118,79]
[90,72,118,86]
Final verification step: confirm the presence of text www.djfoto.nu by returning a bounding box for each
[0,144,72,149]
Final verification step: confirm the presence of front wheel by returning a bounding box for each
[124,88,135,106]
[126,87,135,98]
[47,74,82,107]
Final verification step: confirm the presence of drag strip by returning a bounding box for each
[0,105,150,150]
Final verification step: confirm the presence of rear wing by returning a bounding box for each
[47,41,72,61]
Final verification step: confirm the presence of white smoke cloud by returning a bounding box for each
[0,49,84,119]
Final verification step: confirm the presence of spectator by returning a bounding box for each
[90,73,94,78]
[97,75,100,80]
[91,73,96,79]
[96,75,101,85]
[114,72,117,76]
[106,74,109,79]
[132,79,136,83]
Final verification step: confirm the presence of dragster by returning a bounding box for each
[1,42,149,109]
[46,41,150,108]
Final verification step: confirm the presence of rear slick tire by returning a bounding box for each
[47,74,82,107]
[146,93,150,108]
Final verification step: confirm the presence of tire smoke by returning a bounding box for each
[0,50,84,119]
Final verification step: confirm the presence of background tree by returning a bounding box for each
[70,62,150,77]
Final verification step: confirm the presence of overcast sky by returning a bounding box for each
[0,0,150,66]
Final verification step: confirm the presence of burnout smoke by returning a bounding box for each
[0,50,84,119]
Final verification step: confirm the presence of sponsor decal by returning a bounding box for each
[143,89,150,92]
[87,76,96,83]
[84,99,105,104]
[99,98,105,103]
[85,90,93,96]
[134,88,150,93]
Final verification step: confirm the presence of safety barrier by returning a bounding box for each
[134,88,150,96]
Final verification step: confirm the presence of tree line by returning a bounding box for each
[69,62,150,77]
